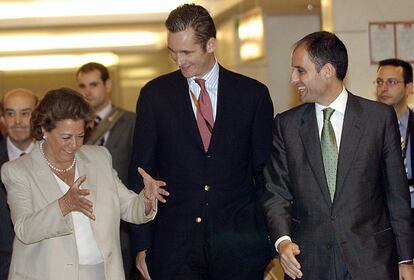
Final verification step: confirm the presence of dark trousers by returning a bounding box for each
[173,222,264,280]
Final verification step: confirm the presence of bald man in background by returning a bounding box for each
[0,88,37,280]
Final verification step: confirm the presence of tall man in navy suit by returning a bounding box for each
[0,88,37,280]
[263,31,414,279]
[128,4,274,279]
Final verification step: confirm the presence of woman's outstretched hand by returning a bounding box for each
[138,167,169,214]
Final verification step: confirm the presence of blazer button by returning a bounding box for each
[204,185,210,191]
[196,217,202,223]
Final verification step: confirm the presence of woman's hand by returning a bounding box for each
[137,167,169,214]
[58,176,95,220]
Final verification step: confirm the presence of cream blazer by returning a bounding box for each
[1,143,155,280]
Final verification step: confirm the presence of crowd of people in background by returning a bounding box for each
[0,3,414,280]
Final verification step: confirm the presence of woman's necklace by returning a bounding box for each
[39,140,76,173]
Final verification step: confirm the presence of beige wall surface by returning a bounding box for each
[331,0,414,101]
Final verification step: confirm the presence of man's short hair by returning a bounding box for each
[76,62,110,82]
[294,31,348,81]
[165,3,216,50]
[378,58,413,84]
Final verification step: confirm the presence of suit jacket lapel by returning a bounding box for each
[31,143,97,207]
[76,149,97,208]
[335,93,363,201]
[31,143,66,205]
[208,66,239,152]
[168,71,205,151]
[299,104,332,206]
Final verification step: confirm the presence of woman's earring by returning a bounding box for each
[43,135,46,140]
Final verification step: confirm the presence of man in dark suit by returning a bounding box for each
[128,4,274,280]
[263,31,414,280]
[376,58,414,209]
[0,88,37,280]
[76,62,136,280]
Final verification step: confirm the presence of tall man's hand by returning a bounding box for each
[399,263,414,280]
[136,250,151,280]
[278,240,303,279]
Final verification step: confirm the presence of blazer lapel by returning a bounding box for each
[168,71,205,151]
[335,93,363,201]
[31,143,67,204]
[299,104,332,206]
[208,66,240,152]
[76,149,97,208]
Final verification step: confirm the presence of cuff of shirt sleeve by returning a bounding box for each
[275,236,291,253]
[399,259,414,265]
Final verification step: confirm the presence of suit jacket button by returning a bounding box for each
[196,217,202,223]
[204,185,210,191]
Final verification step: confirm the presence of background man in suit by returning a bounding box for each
[376,58,414,208]
[0,88,37,280]
[263,31,414,280]
[128,3,274,279]
[76,62,136,280]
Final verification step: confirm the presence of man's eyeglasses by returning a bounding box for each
[373,78,405,87]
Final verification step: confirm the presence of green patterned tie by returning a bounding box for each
[321,108,338,201]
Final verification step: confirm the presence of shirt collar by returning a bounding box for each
[315,87,348,115]
[187,59,219,90]
[96,102,112,120]
[399,108,410,129]
[7,137,34,161]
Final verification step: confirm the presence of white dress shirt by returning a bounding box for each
[53,166,104,265]
[187,60,219,120]
[7,137,34,161]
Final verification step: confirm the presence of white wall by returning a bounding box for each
[331,0,414,101]
[264,14,321,113]
[216,13,321,114]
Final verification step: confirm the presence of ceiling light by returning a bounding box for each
[0,31,164,54]
[0,53,119,72]
[0,0,188,19]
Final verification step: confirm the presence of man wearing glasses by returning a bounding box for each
[376,58,414,207]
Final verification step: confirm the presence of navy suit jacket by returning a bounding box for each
[263,92,414,280]
[0,139,13,280]
[128,66,274,279]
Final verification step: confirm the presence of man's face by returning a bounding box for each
[376,65,410,109]
[1,91,36,146]
[290,45,329,104]
[77,69,111,113]
[167,28,216,78]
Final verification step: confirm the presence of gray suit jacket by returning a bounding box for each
[263,92,414,280]
[105,109,135,185]
[1,143,154,280]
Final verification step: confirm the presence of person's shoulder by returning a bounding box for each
[348,92,392,114]
[219,66,267,89]
[116,108,135,121]
[278,102,312,119]
[79,145,110,160]
[144,70,183,89]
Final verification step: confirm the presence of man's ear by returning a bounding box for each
[104,78,112,94]
[405,82,413,97]
[321,63,336,80]
[206,37,216,53]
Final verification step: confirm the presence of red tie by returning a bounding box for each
[194,78,214,151]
